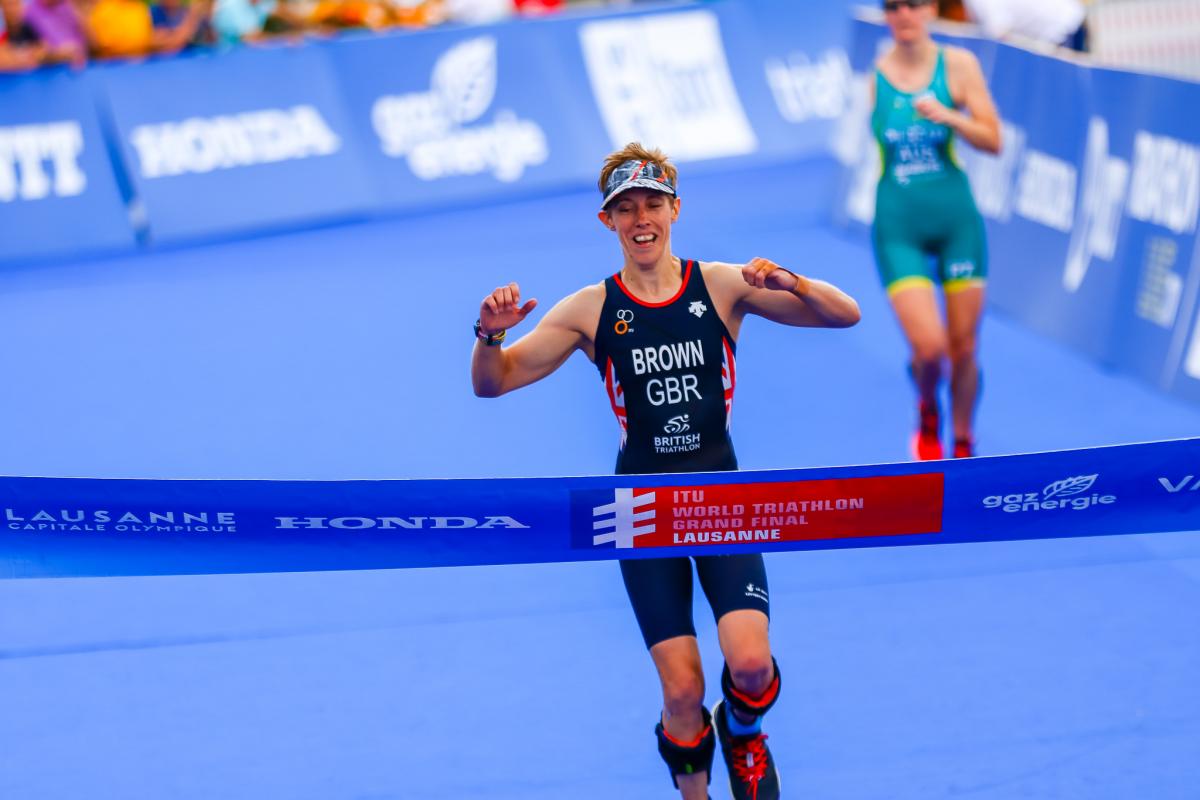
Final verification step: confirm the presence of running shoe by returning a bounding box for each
[952,437,974,458]
[713,700,780,800]
[910,399,943,461]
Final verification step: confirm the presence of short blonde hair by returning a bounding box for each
[597,142,678,196]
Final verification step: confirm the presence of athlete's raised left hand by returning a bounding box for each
[742,257,806,293]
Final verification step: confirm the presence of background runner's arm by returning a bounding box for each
[472,292,585,397]
[916,49,1001,154]
[727,260,861,329]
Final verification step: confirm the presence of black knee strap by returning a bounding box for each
[655,706,715,788]
[721,657,781,718]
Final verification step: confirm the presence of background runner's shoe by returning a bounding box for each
[953,437,974,458]
[911,400,943,460]
[713,700,780,800]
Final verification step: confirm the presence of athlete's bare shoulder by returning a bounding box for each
[699,260,749,296]
[543,280,606,339]
[943,45,983,76]
[697,260,753,325]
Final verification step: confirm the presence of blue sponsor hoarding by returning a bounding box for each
[0,68,136,264]
[324,21,610,214]
[96,45,377,245]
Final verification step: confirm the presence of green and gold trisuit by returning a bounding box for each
[872,48,987,297]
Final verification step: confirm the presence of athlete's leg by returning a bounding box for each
[621,558,712,798]
[938,200,987,454]
[716,609,775,719]
[650,635,712,800]
[889,282,948,402]
[889,282,949,459]
[695,555,774,707]
[696,555,780,799]
[944,284,985,448]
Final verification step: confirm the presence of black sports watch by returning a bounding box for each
[474,319,506,346]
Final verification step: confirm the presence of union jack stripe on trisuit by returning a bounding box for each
[721,336,736,430]
[604,357,627,447]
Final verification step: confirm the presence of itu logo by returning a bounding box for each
[592,488,656,548]
[983,474,1116,513]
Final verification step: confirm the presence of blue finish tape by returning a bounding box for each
[3,438,1198,578]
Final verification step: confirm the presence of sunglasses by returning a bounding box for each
[883,0,931,11]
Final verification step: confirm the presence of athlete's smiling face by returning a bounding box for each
[599,188,681,268]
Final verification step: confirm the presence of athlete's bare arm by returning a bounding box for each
[702,260,860,338]
[917,47,1001,154]
[471,282,605,397]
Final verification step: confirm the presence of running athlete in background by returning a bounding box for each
[471,143,860,800]
[871,0,1001,459]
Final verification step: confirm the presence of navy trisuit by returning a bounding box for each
[593,259,769,648]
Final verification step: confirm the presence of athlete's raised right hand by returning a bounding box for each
[479,282,538,336]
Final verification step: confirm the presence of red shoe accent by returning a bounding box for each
[729,734,771,799]
[911,401,943,461]
[953,437,974,458]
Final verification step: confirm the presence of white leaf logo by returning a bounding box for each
[432,37,497,125]
[1043,474,1098,499]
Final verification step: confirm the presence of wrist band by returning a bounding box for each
[788,271,809,297]
[474,319,506,346]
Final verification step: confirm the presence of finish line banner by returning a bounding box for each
[3,439,1199,579]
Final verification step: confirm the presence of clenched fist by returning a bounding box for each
[479,282,538,336]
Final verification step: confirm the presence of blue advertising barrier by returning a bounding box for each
[0,0,859,259]
[0,69,136,264]
[3,438,1198,578]
[1104,71,1200,401]
[324,22,610,215]
[835,15,1200,404]
[95,45,377,245]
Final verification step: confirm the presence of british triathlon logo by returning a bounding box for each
[592,488,657,548]
[664,415,690,434]
[982,474,1116,513]
[371,36,549,182]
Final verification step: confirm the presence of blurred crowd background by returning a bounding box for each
[0,0,631,70]
[3,0,1198,81]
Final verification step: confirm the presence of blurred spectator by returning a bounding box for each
[23,0,87,65]
[513,0,561,13]
[937,0,968,23]
[211,0,274,43]
[963,0,1087,50]
[151,0,215,48]
[308,0,391,31]
[389,0,446,27]
[443,0,511,24]
[89,0,213,57]
[2,0,44,70]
